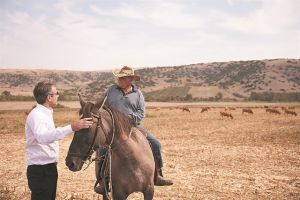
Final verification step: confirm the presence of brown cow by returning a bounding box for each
[281,106,287,111]
[284,109,297,116]
[182,107,190,112]
[220,111,233,119]
[266,108,281,115]
[242,108,253,114]
[201,107,209,113]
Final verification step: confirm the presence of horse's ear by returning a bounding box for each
[78,93,85,107]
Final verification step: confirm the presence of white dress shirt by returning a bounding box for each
[25,104,73,166]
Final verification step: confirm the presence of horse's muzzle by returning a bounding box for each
[65,155,84,172]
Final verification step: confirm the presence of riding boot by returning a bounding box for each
[150,147,173,186]
[154,168,173,186]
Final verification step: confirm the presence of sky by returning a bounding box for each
[0,0,299,71]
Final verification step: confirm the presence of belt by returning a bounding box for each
[29,162,57,167]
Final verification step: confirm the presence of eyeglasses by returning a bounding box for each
[48,91,59,96]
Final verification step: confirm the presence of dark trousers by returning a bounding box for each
[27,163,58,200]
[136,125,164,168]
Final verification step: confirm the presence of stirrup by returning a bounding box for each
[94,182,105,194]
[94,178,111,195]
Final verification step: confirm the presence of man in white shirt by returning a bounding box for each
[25,81,93,200]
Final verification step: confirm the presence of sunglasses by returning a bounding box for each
[48,91,59,96]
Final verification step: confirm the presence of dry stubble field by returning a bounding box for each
[0,102,300,200]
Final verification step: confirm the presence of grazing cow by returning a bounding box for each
[228,107,236,110]
[266,108,281,115]
[288,106,295,110]
[264,105,269,108]
[201,107,209,113]
[281,106,287,111]
[182,107,190,112]
[220,111,233,119]
[242,108,253,114]
[284,109,297,116]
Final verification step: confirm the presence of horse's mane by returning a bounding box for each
[106,104,134,136]
[79,102,94,116]
[80,96,134,136]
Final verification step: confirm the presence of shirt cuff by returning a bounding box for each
[64,125,73,135]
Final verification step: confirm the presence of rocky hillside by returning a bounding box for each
[0,59,299,101]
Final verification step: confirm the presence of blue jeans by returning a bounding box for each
[136,125,163,168]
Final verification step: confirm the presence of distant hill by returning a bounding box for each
[1,58,300,101]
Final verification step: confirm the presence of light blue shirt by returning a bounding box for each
[106,84,145,126]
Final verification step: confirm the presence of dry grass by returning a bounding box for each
[0,103,300,199]
[1,101,300,111]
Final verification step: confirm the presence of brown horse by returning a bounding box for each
[65,95,155,200]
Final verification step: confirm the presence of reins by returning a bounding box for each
[68,96,107,164]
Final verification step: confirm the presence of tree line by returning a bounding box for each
[248,92,300,102]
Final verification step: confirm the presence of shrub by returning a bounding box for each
[249,92,300,102]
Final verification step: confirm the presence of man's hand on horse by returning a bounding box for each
[71,118,93,131]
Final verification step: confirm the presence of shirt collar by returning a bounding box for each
[36,104,53,115]
[116,84,138,93]
[132,84,138,92]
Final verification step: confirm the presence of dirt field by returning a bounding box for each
[0,103,300,199]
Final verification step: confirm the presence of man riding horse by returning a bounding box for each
[95,66,173,194]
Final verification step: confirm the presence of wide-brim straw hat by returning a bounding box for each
[112,66,140,81]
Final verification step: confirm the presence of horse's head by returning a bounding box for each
[65,94,109,171]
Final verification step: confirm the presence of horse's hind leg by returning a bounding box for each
[143,186,154,200]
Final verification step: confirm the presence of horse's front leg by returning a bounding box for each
[112,193,129,200]
[143,186,154,200]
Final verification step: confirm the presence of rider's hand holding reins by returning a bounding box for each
[71,117,93,131]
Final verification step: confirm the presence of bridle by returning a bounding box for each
[68,96,116,166]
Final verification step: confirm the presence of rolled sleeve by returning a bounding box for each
[130,91,145,125]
